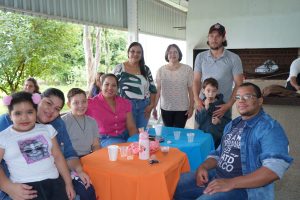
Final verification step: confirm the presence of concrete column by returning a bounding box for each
[127,0,139,43]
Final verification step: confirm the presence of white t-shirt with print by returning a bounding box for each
[0,124,59,183]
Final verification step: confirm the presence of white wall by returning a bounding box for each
[139,33,186,79]
[186,0,300,66]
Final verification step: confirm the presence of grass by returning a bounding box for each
[0,83,88,115]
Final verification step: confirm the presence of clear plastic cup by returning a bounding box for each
[119,146,128,158]
[174,131,181,140]
[126,148,134,160]
[187,133,195,143]
[154,124,163,136]
[107,145,119,161]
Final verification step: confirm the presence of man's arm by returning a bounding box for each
[195,157,218,186]
[290,76,300,91]
[193,71,203,111]
[203,166,278,195]
[213,74,243,118]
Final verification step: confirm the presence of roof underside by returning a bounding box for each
[0,0,187,40]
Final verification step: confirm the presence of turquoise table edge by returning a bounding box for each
[127,126,215,171]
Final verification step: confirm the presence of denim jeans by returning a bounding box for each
[99,131,129,147]
[174,171,247,200]
[130,98,150,130]
[73,177,96,200]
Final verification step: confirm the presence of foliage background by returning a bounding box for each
[0,11,127,95]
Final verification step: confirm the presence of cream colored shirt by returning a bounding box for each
[156,64,193,111]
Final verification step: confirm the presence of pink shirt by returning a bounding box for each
[86,93,132,136]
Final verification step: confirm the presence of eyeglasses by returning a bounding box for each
[235,94,257,101]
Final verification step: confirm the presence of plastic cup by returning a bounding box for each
[160,146,169,156]
[127,148,134,160]
[187,133,195,143]
[107,145,119,161]
[154,124,163,136]
[119,146,128,158]
[174,131,181,140]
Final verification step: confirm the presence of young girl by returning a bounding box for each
[0,91,75,200]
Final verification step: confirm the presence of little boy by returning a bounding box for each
[62,88,100,200]
[195,78,231,149]
[62,88,100,157]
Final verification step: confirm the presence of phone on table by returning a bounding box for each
[149,135,164,143]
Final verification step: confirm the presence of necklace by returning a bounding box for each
[72,114,86,133]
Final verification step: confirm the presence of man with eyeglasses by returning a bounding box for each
[174,82,293,200]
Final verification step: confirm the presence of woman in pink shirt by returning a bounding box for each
[86,73,138,147]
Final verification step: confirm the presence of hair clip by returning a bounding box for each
[3,96,13,106]
[32,93,41,104]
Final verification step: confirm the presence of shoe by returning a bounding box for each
[255,60,279,74]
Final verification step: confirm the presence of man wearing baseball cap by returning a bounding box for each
[193,23,244,128]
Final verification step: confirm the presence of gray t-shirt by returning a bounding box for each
[194,49,243,102]
[62,112,99,156]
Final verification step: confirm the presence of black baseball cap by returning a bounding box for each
[209,23,226,36]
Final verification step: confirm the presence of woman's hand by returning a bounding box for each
[195,98,204,111]
[144,104,154,119]
[185,106,194,119]
[6,183,37,200]
[152,108,158,120]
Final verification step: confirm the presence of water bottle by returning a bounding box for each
[139,129,150,160]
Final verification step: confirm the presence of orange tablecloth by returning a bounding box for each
[80,145,190,200]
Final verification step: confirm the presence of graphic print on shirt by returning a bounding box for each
[18,135,50,164]
[216,121,244,178]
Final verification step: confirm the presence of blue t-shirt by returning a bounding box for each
[216,120,244,178]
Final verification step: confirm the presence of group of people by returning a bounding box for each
[0,22,294,200]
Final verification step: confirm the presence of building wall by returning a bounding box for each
[186,0,300,66]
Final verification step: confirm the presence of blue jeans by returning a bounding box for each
[130,98,150,130]
[73,177,96,200]
[100,131,129,147]
[174,171,247,200]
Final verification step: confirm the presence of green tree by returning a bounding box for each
[100,29,127,73]
[0,11,81,94]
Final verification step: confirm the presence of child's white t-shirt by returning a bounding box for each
[0,124,59,183]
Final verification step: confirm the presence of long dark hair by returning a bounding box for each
[127,42,147,79]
